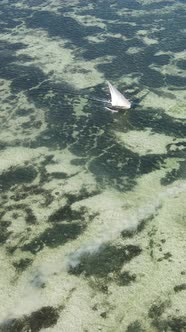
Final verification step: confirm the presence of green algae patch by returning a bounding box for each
[13,258,33,272]
[0,306,59,332]
[69,244,142,278]
[21,223,86,254]
[48,204,87,223]
[0,166,37,191]
[116,271,137,286]
[0,220,12,245]
[126,320,145,332]
[149,299,186,332]
[174,284,186,293]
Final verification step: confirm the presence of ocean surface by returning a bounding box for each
[0,0,186,331]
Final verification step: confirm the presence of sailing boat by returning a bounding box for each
[107,81,131,112]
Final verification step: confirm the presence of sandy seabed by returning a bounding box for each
[0,0,186,331]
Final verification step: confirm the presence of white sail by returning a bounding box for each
[107,81,131,109]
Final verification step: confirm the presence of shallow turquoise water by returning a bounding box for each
[0,1,186,331]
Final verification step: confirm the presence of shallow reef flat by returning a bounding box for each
[0,0,186,331]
